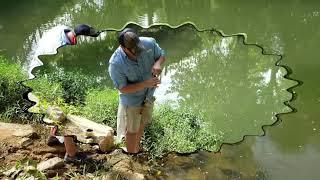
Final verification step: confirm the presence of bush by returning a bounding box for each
[81,88,118,128]
[26,70,103,114]
[24,76,66,113]
[143,105,223,158]
[26,69,119,124]
[47,71,99,105]
[0,56,40,122]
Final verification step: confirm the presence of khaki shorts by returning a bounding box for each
[117,100,154,134]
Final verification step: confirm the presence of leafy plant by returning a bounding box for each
[81,88,118,128]
[2,157,47,179]
[47,71,98,105]
[0,56,40,123]
[143,104,223,158]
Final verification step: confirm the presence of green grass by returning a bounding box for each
[25,67,223,157]
[0,56,41,123]
[80,88,118,128]
[143,104,223,158]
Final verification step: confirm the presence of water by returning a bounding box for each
[0,0,319,179]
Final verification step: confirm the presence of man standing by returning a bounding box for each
[108,28,165,154]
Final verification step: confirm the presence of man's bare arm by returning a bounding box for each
[119,77,160,94]
[152,56,166,76]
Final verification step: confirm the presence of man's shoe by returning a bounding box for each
[63,153,88,164]
[47,136,61,146]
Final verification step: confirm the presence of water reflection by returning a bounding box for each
[156,27,295,143]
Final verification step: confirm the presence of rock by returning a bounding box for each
[37,157,64,171]
[65,115,114,144]
[112,158,132,173]
[130,173,145,180]
[46,106,66,123]
[25,165,37,172]
[3,167,23,179]
[83,138,95,144]
[11,169,23,179]
[18,138,33,148]
[3,167,16,177]
[23,176,37,180]
[67,115,113,134]
[99,131,115,152]
[43,153,55,159]
[43,117,54,124]
[32,145,66,155]
[92,145,100,151]
[94,174,113,180]
[0,122,37,140]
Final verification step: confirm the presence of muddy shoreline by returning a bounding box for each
[0,123,164,179]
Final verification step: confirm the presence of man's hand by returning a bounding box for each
[152,61,162,77]
[144,77,161,88]
[152,56,166,77]
[119,77,160,93]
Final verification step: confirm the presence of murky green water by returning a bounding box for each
[1,0,319,179]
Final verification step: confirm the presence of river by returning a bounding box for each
[0,0,319,179]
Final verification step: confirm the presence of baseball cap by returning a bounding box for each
[118,28,145,55]
[74,24,100,37]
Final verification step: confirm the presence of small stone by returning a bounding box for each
[3,167,16,177]
[99,131,115,152]
[93,173,113,179]
[43,153,55,159]
[86,173,95,178]
[32,145,66,155]
[46,106,66,123]
[25,165,37,172]
[37,157,64,171]
[19,138,33,148]
[92,145,100,151]
[24,176,37,180]
[130,173,145,180]
[43,117,54,124]
[11,169,23,179]
[85,138,94,144]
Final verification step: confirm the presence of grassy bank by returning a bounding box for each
[0,56,41,123]
[27,70,222,156]
[1,58,222,156]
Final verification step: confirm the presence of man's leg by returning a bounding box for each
[125,106,142,154]
[116,104,127,142]
[126,100,154,153]
[137,100,154,150]
[64,136,77,157]
[126,131,140,153]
